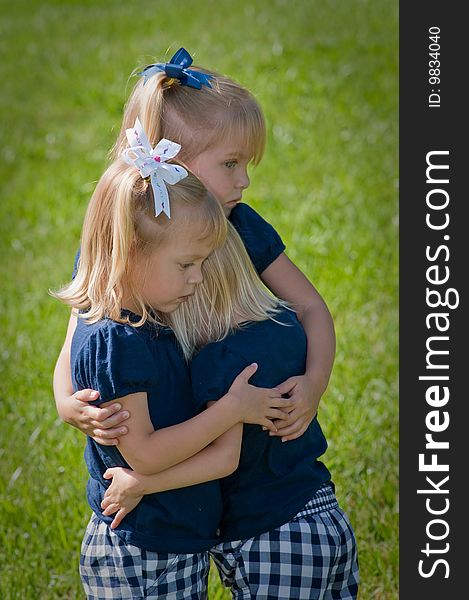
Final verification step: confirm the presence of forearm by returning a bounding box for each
[120,394,242,475]
[136,425,242,493]
[261,253,335,394]
[299,302,336,394]
[53,311,78,424]
[101,423,242,526]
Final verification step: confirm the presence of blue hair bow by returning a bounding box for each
[138,48,212,90]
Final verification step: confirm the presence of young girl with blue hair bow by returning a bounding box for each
[53,48,336,450]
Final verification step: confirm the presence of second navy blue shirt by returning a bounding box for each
[191,308,332,542]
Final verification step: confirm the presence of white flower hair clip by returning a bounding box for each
[122,118,188,218]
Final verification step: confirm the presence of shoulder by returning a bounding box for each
[236,309,304,349]
[229,202,286,275]
[264,307,305,339]
[74,316,151,357]
[72,317,159,403]
[275,306,301,327]
[229,202,270,230]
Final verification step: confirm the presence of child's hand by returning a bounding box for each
[101,468,144,529]
[228,363,293,432]
[68,389,130,446]
[269,375,321,442]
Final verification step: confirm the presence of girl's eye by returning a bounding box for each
[224,160,237,169]
[180,263,194,270]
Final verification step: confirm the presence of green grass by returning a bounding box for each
[0,0,398,598]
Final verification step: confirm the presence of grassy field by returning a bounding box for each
[0,1,398,598]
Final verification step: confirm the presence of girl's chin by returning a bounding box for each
[157,297,188,313]
[223,199,241,215]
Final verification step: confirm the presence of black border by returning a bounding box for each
[400,3,465,596]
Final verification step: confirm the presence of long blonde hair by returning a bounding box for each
[52,159,227,327]
[110,62,266,165]
[169,222,288,359]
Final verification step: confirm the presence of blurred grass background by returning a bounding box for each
[0,0,398,598]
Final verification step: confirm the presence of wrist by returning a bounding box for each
[132,473,149,495]
[304,368,329,397]
[57,397,79,427]
[218,392,243,424]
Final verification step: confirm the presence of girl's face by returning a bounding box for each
[187,141,251,216]
[131,223,214,314]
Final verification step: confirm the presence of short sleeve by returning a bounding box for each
[73,323,158,404]
[229,203,286,274]
[191,343,251,413]
[71,247,81,280]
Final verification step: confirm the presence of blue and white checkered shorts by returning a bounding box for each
[79,513,210,599]
[210,485,359,599]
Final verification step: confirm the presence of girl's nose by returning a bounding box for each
[237,168,250,190]
[187,267,203,285]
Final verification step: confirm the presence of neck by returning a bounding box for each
[121,288,143,316]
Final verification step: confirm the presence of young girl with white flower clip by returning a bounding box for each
[53,144,292,598]
[53,48,336,447]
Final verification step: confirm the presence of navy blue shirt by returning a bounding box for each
[191,308,332,541]
[229,202,285,274]
[71,311,223,553]
[72,202,285,279]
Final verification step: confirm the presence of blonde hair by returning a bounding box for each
[168,222,288,359]
[110,63,266,166]
[52,159,227,327]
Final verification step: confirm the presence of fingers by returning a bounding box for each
[270,419,309,439]
[111,508,127,529]
[102,502,128,528]
[236,363,258,384]
[90,420,129,446]
[281,424,309,442]
[83,409,103,423]
[96,410,130,429]
[77,403,120,425]
[103,469,114,480]
[269,397,296,410]
[261,419,278,433]
[74,389,100,403]
[101,491,118,512]
[266,408,293,422]
[275,378,297,396]
[91,403,129,425]
[102,503,119,517]
[90,432,121,446]
[101,491,113,510]
[92,423,128,439]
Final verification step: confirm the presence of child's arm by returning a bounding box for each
[261,253,336,441]
[102,417,243,528]
[106,364,288,476]
[53,310,130,446]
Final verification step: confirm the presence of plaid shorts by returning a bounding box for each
[79,513,210,599]
[210,485,359,599]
